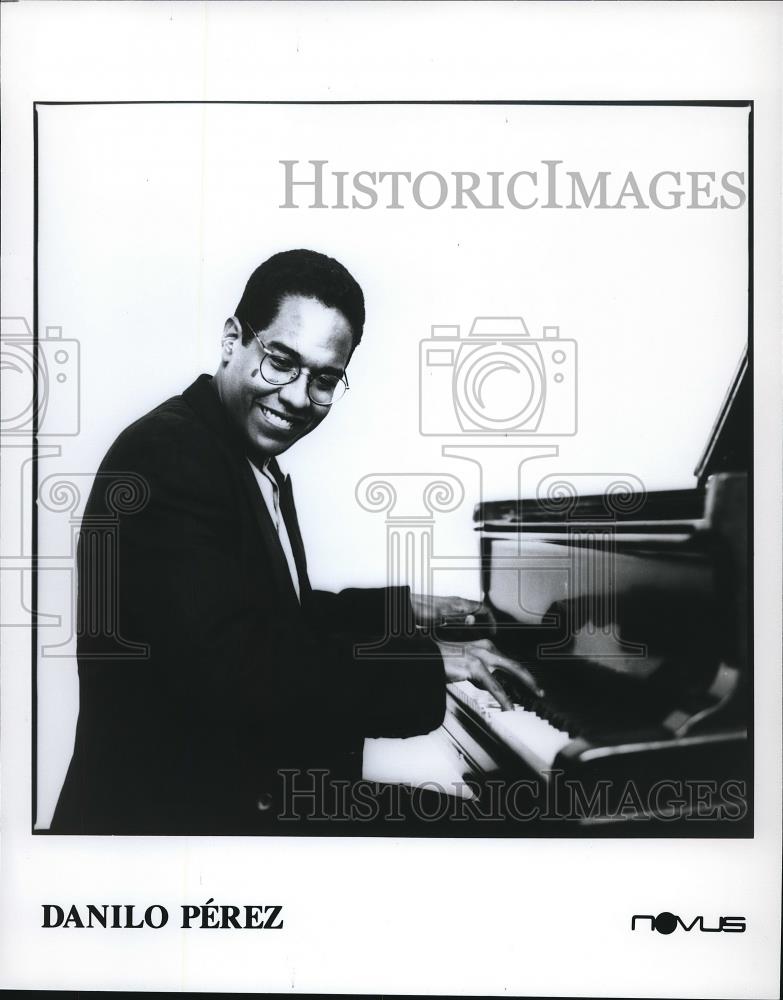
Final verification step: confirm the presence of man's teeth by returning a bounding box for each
[259,404,294,429]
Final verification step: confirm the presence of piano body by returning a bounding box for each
[439,353,751,829]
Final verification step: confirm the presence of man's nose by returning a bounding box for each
[277,372,311,411]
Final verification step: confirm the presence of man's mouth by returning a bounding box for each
[256,402,301,432]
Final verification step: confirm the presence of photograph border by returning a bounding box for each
[30,97,755,838]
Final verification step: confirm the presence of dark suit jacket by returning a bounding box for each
[50,374,445,834]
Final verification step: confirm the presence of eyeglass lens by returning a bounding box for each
[259,355,346,404]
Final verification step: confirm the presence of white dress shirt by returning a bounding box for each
[248,459,301,602]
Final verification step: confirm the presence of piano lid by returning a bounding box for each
[474,348,749,528]
[473,487,706,528]
[694,349,750,487]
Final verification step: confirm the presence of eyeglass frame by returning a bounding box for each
[240,317,350,406]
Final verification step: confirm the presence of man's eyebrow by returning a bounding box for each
[265,339,345,377]
[264,339,298,358]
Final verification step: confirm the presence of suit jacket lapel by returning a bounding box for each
[182,375,302,611]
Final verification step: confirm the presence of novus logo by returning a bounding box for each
[631,912,746,934]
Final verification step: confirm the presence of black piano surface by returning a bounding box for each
[438,353,751,834]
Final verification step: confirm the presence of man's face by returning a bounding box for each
[216,294,354,461]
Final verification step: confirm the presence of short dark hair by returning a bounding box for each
[234,249,365,348]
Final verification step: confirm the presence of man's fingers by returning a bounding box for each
[470,660,514,711]
[469,637,493,650]
[472,647,544,697]
[436,596,483,617]
[454,596,482,614]
[475,647,522,670]
[437,637,541,703]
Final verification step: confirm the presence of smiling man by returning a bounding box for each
[51,249,526,834]
[218,264,357,460]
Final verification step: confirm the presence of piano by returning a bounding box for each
[438,352,751,831]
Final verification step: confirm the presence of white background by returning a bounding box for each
[1,2,781,997]
[32,99,749,823]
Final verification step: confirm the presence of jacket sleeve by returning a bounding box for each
[307,586,415,638]
[88,416,445,743]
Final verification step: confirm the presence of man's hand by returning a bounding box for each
[435,637,543,711]
[411,593,498,643]
[410,593,483,628]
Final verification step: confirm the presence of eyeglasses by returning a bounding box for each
[242,319,350,406]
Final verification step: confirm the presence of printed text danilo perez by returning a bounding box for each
[41,900,284,930]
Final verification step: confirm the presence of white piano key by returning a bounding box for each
[448,680,572,772]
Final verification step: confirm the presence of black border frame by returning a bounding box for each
[30,99,754,837]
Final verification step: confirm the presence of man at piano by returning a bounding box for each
[51,248,530,834]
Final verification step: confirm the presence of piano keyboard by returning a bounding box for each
[447,679,572,773]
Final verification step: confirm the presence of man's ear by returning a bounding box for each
[221,317,242,361]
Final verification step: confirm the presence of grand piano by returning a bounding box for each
[436,351,751,832]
